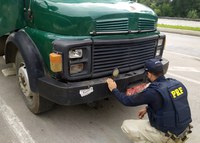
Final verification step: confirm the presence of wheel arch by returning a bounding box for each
[5,30,45,93]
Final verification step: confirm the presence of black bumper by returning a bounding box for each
[38,59,169,105]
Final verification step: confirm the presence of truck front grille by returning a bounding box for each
[138,18,156,31]
[95,18,129,32]
[92,37,157,78]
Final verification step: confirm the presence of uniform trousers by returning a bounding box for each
[121,119,185,143]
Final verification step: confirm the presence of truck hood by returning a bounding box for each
[33,0,157,36]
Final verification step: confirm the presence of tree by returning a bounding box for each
[138,0,200,18]
[187,10,199,19]
[172,0,191,17]
[160,3,173,16]
[171,0,200,18]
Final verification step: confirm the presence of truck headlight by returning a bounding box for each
[155,48,161,56]
[69,49,83,59]
[70,63,84,74]
[156,36,165,57]
[157,39,163,47]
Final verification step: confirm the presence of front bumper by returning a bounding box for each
[37,58,169,105]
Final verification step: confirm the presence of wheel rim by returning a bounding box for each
[18,63,33,103]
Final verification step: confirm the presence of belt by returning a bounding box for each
[165,124,193,142]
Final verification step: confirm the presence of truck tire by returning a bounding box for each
[0,39,3,56]
[0,36,7,56]
[15,51,54,114]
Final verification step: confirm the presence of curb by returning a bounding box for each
[158,27,200,37]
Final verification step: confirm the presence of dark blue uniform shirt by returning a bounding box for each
[112,76,166,112]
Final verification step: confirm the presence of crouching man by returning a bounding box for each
[106,59,192,143]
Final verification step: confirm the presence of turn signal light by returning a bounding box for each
[49,53,62,72]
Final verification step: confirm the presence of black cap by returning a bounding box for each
[145,59,163,73]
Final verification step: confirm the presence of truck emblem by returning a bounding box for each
[113,68,119,77]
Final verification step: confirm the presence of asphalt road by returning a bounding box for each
[0,32,200,143]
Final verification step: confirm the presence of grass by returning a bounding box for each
[158,24,200,32]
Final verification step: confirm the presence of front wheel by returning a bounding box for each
[15,51,54,114]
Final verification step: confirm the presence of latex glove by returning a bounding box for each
[106,78,117,92]
[138,108,147,119]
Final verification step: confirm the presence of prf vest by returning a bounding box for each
[147,78,192,135]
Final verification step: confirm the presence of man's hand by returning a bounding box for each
[106,78,117,92]
[138,108,147,119]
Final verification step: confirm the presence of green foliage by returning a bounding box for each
[138,0,200,19]
[160,3,173,16]
[154,8,161,16]
[187,10,199,19]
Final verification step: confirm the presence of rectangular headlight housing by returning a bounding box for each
[70,63,84,74]
[157,39,164,47]
[69,49,83,59]
[155,49,161,56]
[155,35,166,57]
[52,39,92,80]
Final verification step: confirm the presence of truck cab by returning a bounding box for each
[0,0,168,114]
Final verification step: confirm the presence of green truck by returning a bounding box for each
[0,0,169,114]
